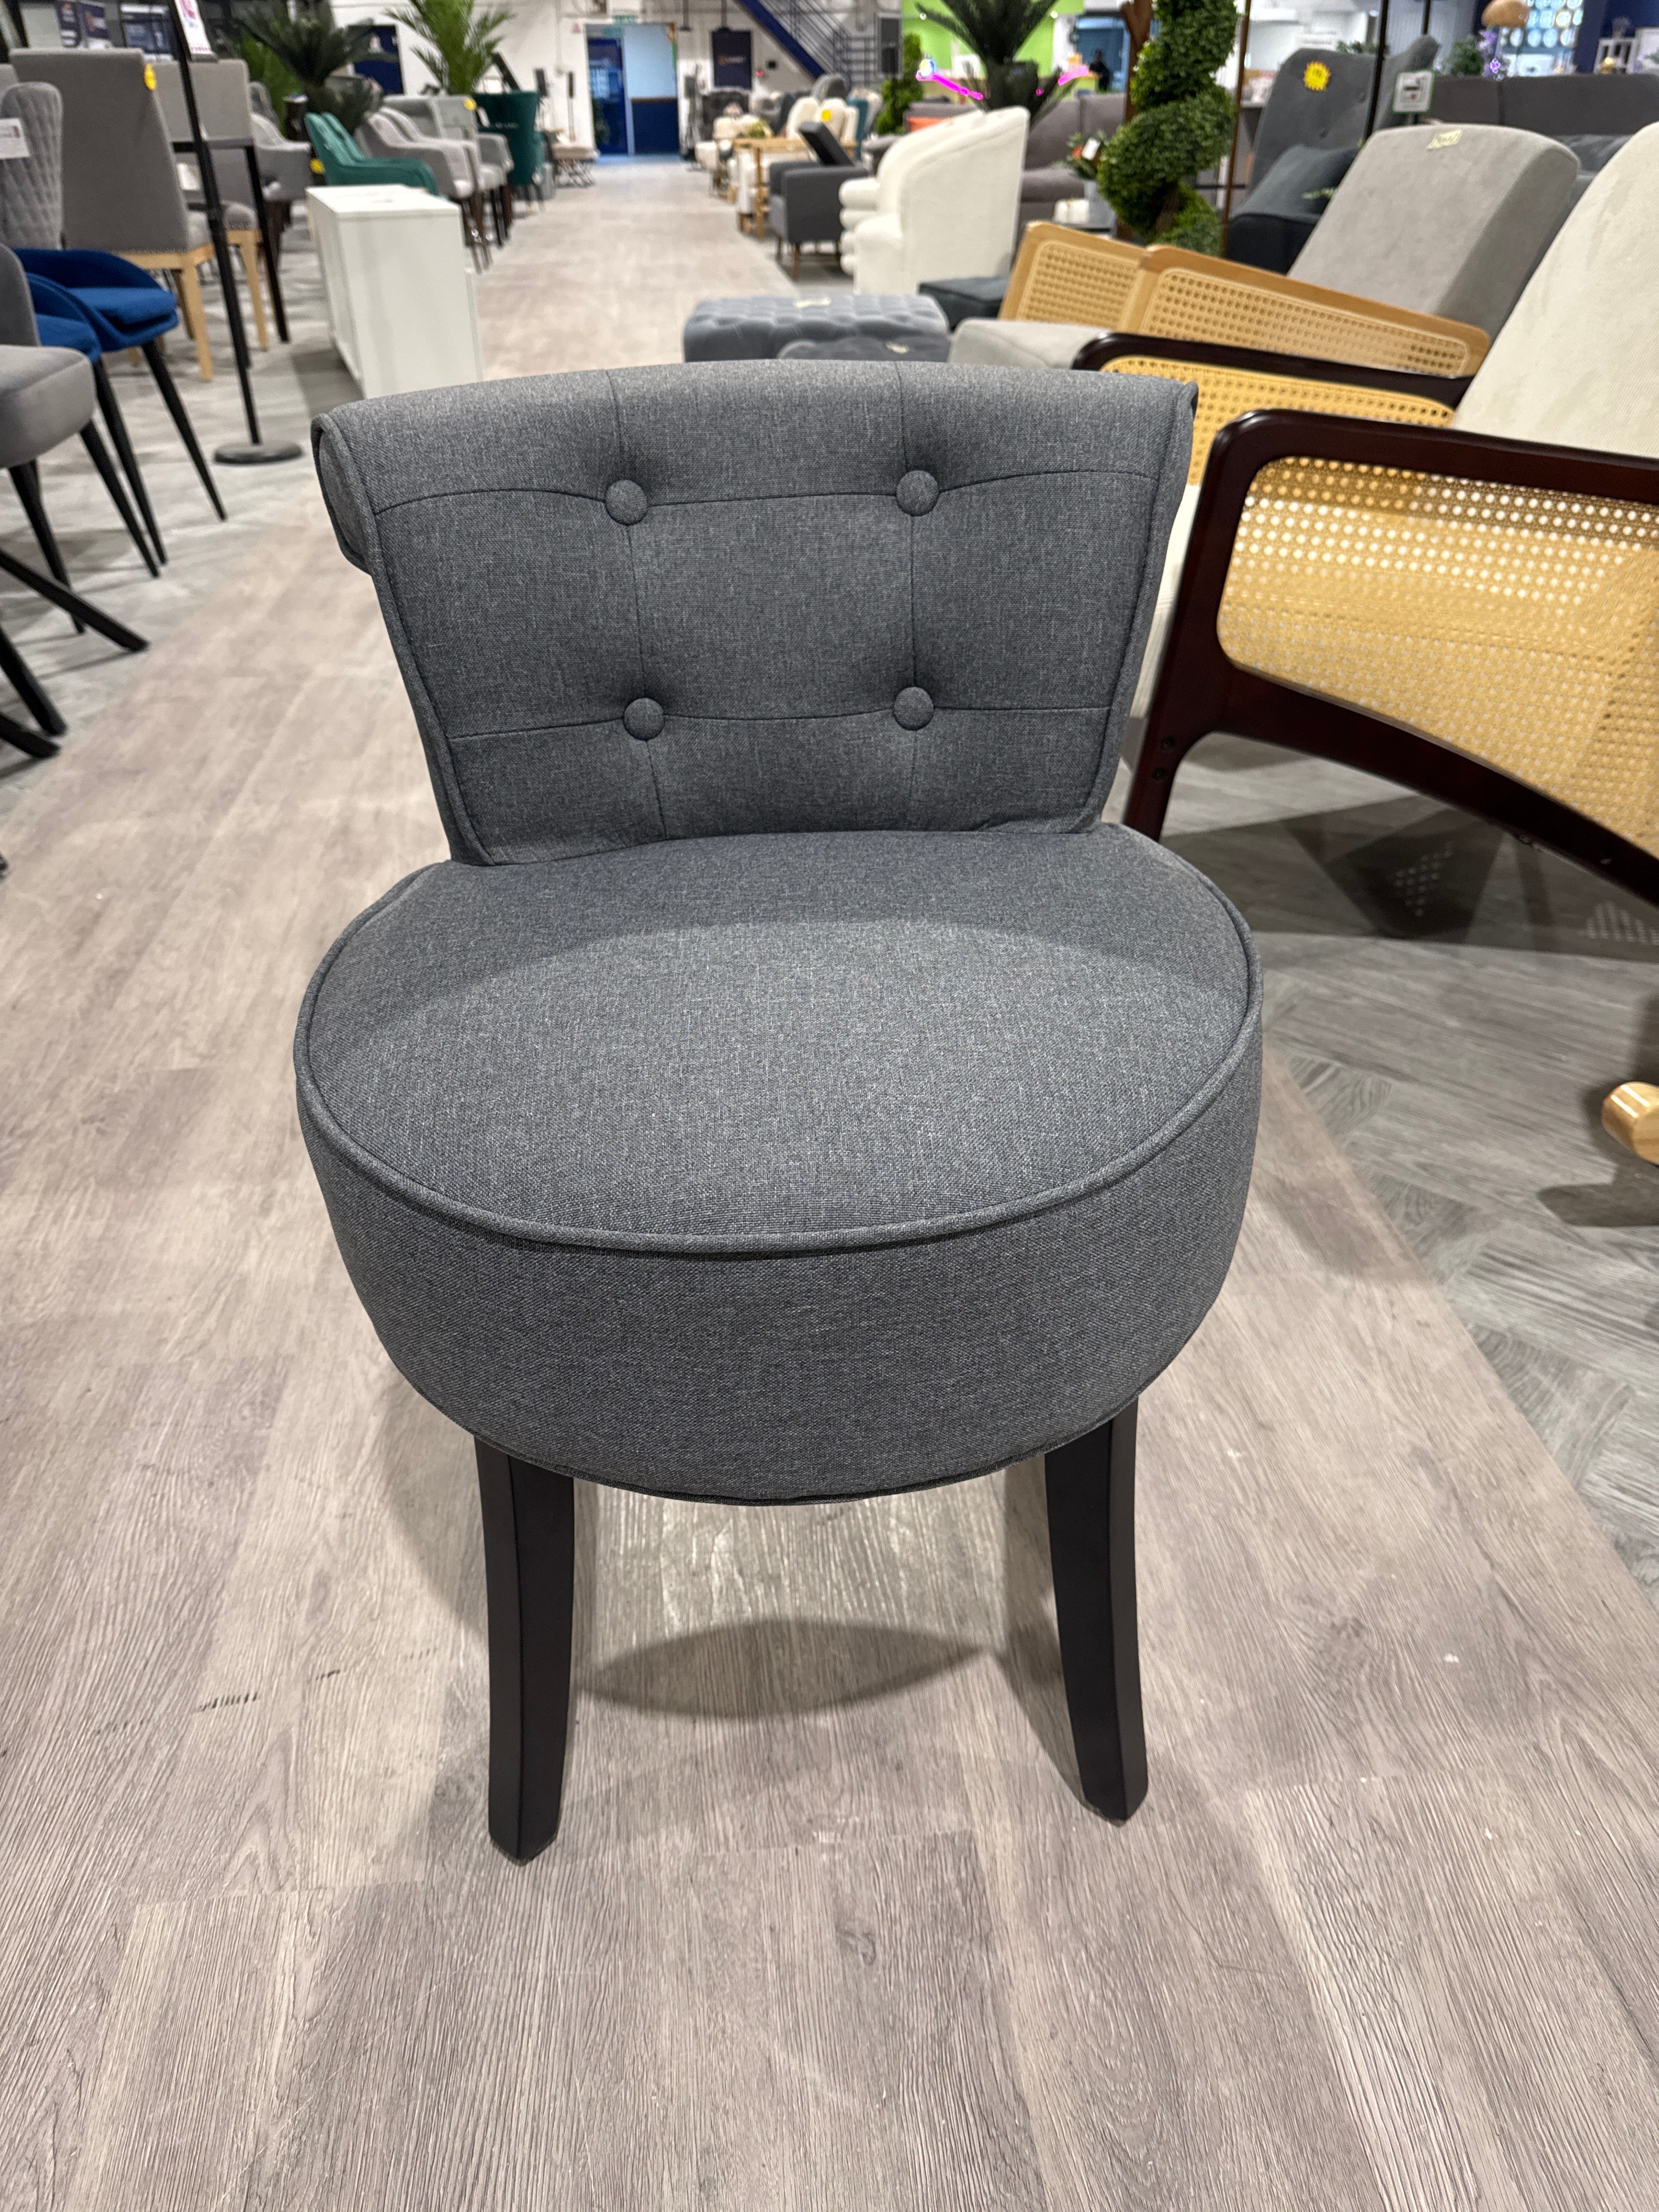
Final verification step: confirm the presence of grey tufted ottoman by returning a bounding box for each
[681,290,950,360]
[301,362,1261,1860]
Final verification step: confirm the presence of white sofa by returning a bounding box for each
[839,108,1029,295]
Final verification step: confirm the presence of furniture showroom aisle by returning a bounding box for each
[1,159,1655,2210]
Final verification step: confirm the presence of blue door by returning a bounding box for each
[588,34,629,156]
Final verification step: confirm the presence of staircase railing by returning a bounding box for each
[735,0,879,89]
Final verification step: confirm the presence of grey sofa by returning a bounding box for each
[1429,70,1659,206]
[1022,89,1124,222]
[300,362,1263,1859]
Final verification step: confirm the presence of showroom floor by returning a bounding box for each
[1,163,1656,2208]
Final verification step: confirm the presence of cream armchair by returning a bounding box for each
[840,109,1027,294]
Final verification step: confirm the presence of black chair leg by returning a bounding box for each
[476,1439,575,1863]
[142,341,227,522]
[93,359,166,567]
[1045,1401,1149,1822]
[0,538,147,654]
[9,462,84,634]
[0,616,66,740]
[79,425,159,579]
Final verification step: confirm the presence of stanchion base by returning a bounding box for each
[214,441,303,467]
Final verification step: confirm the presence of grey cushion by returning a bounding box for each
[681,292,949,361]
[187,202,256,244]
[311,363,1196,864]
[0,344,93,468]
[296,827,1261,1501]
[1290,122,1578,338]
[1226,144,1358,274]
[919,273,1008,327]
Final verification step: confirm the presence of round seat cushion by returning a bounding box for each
[0,344,92,470]
[297,827,1260,1503]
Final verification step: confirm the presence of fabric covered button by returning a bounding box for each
[605,479,648,524]
[623,697,664,741]
[893,686,934,731]
[896,469,939,516]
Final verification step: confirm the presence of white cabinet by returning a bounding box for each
[307,185,484,400]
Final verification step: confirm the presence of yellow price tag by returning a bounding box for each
[144,63,157,91]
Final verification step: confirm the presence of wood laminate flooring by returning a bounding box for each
[1,161,1657,2210]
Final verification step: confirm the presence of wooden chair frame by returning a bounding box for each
[1121,401,1659,911]
[125,230,272,380]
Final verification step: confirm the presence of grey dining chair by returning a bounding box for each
[0,336,146,760]
[151,58,290,343]
[362,109,493,267]
[0,242,158,585]
[14,49,266,379]
[297,364,1263,1860]
[385,93,512,244]
[0,74,226,537]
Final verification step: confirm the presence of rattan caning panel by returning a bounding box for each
[1002,230,1142,327]
[1216,459,1659,853]
[1100,359,1454,483]
[1128,266,1482,378]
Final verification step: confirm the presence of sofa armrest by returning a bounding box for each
[783,162,868,234]
[1076,331,1468,483]
[1121,244,1491,378]
[1130,406,1659,897]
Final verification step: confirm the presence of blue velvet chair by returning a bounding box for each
[0,245,157,588]
[15,251,226,545]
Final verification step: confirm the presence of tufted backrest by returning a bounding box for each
[313,364,1193,866]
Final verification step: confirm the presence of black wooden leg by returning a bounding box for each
[0,617,66,740]
[142,341,227,521]
[9,464,84,632]
[1045,1401,1148,1822]
[475,1439,575,1862]
[79,425,159,579]
[94,360,166,567]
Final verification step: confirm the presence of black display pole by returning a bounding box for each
[1363,0,1393,139]
[163,0,300,465]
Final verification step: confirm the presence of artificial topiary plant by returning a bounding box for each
[242,1,381,133]
[1096,0,1238,253]
[874,32,926,134]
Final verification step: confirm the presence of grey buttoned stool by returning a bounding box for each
[298,364,1262,1860]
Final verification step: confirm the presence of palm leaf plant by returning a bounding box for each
[241,1,381,132]
[913,0,1073,114]
[391,0,516,100]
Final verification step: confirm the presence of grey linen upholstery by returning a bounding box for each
[682,291,948,360]
[300,364,1261,1503]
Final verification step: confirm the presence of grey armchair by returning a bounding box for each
[1021,90,1124,224]
[1228,37,1438,270]
[385,94,512,245]
[362,109,494,266]
[298,363,1262,1859]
